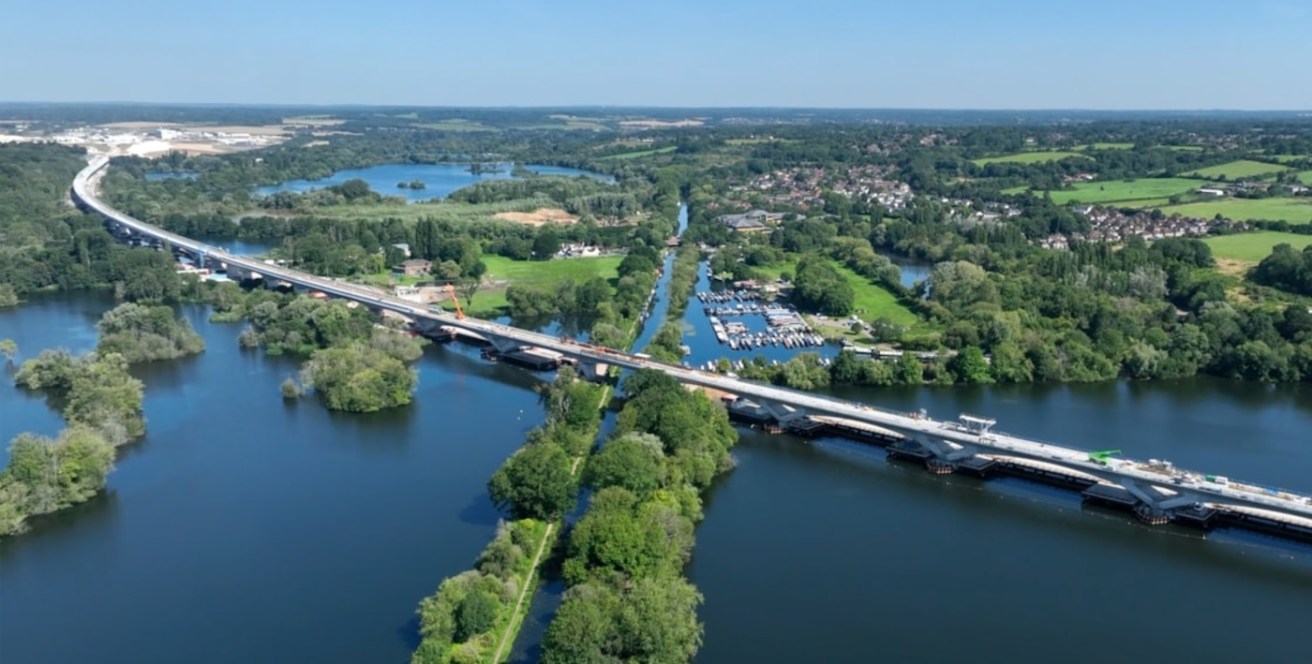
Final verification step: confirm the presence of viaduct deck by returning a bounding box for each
[72,157,1312,528]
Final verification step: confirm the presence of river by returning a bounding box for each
[3,263,1310,662]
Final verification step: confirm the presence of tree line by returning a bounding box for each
[539,370,738,663]
[412,369,606,663]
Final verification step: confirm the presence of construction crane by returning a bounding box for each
[1088,449,1122,466]
[444,283,465,319]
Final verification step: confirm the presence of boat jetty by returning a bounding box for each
[699,288,825,351]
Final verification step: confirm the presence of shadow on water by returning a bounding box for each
[0,490,120,555]
[729,427,1312,580]
[507,578,564,664]
[457,495,501,528]
[394,614,423,653]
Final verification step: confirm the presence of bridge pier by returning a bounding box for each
[485,335,525,354]
[755,398,808,424]
[888,432,982,474]
[1121,480,1203,525]
[575,360,609,382]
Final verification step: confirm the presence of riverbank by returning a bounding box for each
[411,244,664,662]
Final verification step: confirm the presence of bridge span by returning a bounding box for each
[72,157,1312,539]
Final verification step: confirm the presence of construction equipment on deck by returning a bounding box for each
[444,283,465,319]
[1089,449,1123,465]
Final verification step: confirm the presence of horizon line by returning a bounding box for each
[1,100,1310,114]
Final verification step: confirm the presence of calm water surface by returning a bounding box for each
[689,380,1312,663]
[0,293,551,663]
[256,163,613,202]
[3,283,1310,663]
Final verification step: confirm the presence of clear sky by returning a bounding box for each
[2,0,1309,109]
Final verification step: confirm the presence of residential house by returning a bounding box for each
[394,258,432,277]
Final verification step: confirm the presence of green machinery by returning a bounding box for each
[1088,449,1122,465]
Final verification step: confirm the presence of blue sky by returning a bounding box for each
[2,0,1308,109]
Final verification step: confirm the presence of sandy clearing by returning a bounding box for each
[1213,258,1253,278]
[163,142,240,155]
[494,208,579,226]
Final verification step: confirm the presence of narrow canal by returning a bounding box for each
[508,203,689,663]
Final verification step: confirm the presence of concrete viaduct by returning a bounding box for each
[72,156,1312,538]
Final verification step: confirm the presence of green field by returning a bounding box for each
[1203,231,1312,263]
[1014,178,1207,204]
[459,255,624,317]
[1122,197,1177,209]
[1182,160,1290,180]
[1298,171,1312,185]
[1270,155,1307,163]
[834,263,920,327]
[1156,197,1312,223]
[973,151,1093,166]
[1078,142,1135,150]
[748,258,923,330]
[597,146,677,160]
[481,255,622,284]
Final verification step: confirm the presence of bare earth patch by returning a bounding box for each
[1214,258,1253,278]
[163,142,238,155]
[494,208,579,226]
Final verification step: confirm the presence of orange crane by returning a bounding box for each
[444,283,465,319]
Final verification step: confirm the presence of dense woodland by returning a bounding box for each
[0,143,190,301]
[540,370,737,664]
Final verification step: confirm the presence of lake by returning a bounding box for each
[688,379,1312,662]
[254,163,614,202]
[0,292,551,663]
[2,280,1309,663]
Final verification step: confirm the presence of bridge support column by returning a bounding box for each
[1121,480,1202,525]
[485,335,524,354]
[755,399,807,424]
[912,433,978,462]
[895,432,981,474]
[575,360,608,382]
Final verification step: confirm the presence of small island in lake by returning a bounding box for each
[397,179,426,190]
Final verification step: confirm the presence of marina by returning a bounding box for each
[700,289,826,351]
